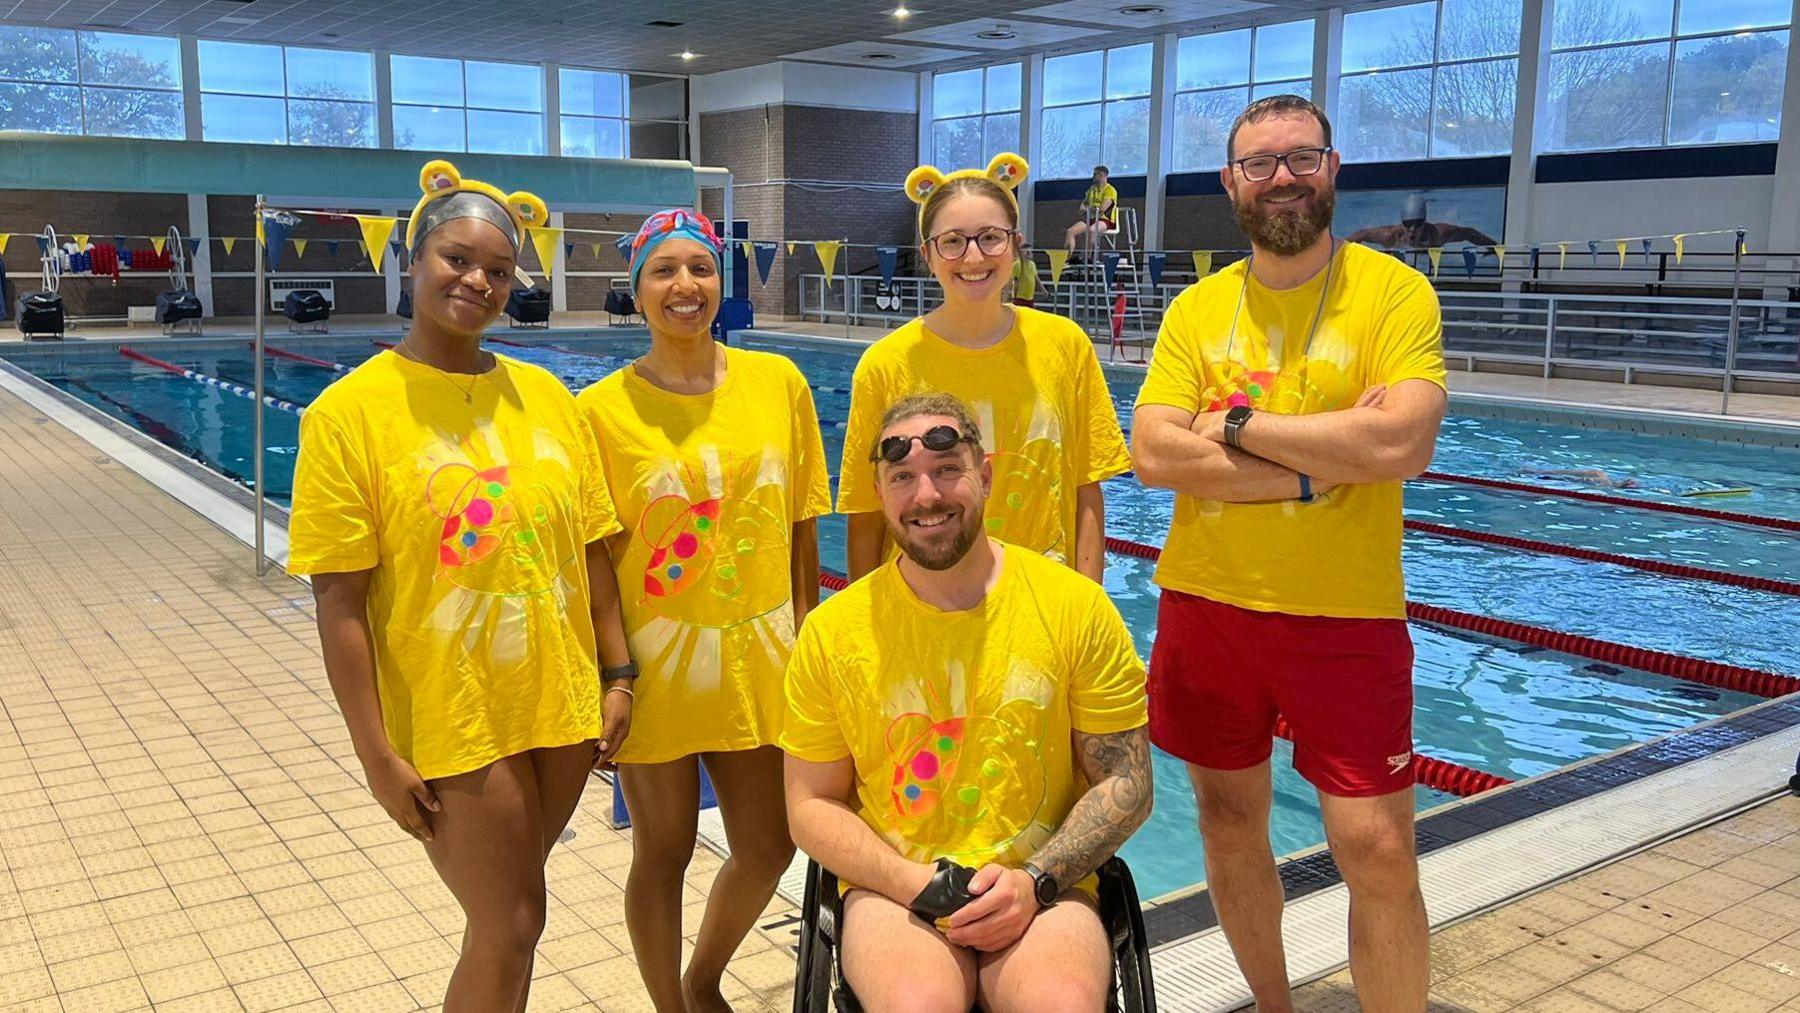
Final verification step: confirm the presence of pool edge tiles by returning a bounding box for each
[1139,690,1800,946]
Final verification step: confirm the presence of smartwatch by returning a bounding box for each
[1222,405,1253,449]
[602,661,639,683]
[1298,473,1314,503]
[1022,862,1059,908]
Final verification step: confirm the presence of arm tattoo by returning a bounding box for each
[1030,726,1154,891]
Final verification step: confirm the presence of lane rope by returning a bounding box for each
[119,347,307,418]
[261,344,350,373]
[1417,471,1800,533]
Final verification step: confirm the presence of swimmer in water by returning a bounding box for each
[1528,468,1640,489]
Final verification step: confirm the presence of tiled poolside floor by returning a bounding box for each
[1,377,1797,1013]
[0,388,800,1011]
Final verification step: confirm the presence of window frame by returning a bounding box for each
[196,41,377,148]
[1545,0,1791,151]
[389,55,547,155]
[559,66,630,159]
[1041,44,1153,178]
[931,62,1022,168]
[1172,21,1316,172]
[0,28,185,138]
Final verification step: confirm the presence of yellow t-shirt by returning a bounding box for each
[780,544,1146,884]
[837,307,1131,566]
[1084,184,1118,217]
[1134,240,1447,619]
[578,347,833,763]
[288,350,621,781]
[1012,256,1039,302]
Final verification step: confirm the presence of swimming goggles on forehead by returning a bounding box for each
[871,425,980,464]
[627,209,723,256]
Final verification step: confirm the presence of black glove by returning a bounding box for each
[908,858,977,922]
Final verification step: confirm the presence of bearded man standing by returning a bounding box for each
[1130,95,1448,1012]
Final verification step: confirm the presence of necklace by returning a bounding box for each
[396,338,486,403]
[1222,238,1338,377]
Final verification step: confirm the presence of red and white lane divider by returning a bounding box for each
[119,348,306,418]
[262,344,349,373]
[1417,471,1800,534]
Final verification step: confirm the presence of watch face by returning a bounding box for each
[1226,405,1253,424]
[1035,873,1058,906]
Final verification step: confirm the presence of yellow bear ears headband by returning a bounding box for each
[404,159,550,257]
[904,152,1029,234]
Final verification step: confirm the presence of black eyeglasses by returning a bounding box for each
[871,425,980,464]
[1231,146,1332,183]
[924,227,1017,261]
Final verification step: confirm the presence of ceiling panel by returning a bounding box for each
[781,40,983,68]
[1015,0,1272,30]
[889,16,1107,51]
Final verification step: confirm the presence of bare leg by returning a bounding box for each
[682,746,796,1013]
[619,757,701,1013]
[842,889,977,1012]
[1319,788,1428,1013]
[1065,220,1088,253]
[977,891,1110,1013]
[1188,761,1293,1012]
[504,741,598,1013]
[424,753,550,1013]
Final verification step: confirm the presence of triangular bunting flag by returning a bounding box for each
[293,239,307,260]
[73,234,90,251]
[1101,250,1121,289]
[254,215,265,249]
[613,234,634,262]
[739,240,754,263]
[1191,251,1212,278]
[1673,234,1686,264]
[1492,245,1506,274]
[1427,247,1443,276]
[1615,240,1627,268]
[0,234,9,257]
[875,246,898,286]
[1557,243,1567,270]
[326,240,340,257]
[753,242,777,284]
[1147,252,1165,288]
[353,215,395,272]
[1640,237,1653,262]
[786,241,796,256]
[564,242,576,258]
[591,243,605,259]
[262,215,293,271]
[814,241,841,281]
[1586,240,1598,267]
[185,237,202,257]
[1737,230,1747,259]
[1047,249,1069,283]
[1462,248,1478,278]
[528,226,562,279]
[150,236,166,255]
[220,236,238,256]
[36,235,48,255]
[112,235,125,248]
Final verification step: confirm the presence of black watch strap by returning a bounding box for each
[602,661,639,682]
[909,858,978,922]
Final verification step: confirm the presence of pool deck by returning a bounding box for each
[1,328,1797,1011]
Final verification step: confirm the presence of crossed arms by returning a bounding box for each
[784,723,1153,951]
[1130,379,1447,503]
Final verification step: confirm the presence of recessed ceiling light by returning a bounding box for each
[862,52,899,60]
[893,4,913,18]
[977,26,1017,40]
[1117,4,1165,14]
[678,50,699,60]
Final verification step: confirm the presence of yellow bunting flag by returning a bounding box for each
[1738,235,1748,258]
[0,234,10,256]
[150,236,166,255]
[1427,247,1444,277]
[292,239,307,260]
[1046,249,1070,283]
[220,236,238,256]
[740,240,755,261]
[527,226,562,279]
[1557,242,1567,270]
[1615,240,1628,268]
[73,234,90,251]
[354,216,396,272]
[1493,245,1507,273]
[591,243,605,259]
[786,241,796,256]
[814,241,841,280]
[255,216,265,249]
[1191,250,1213,278]
[1673,234,1686,264]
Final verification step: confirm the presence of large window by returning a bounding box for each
[1338,0,1522,161]
[1545,0,1789,150]
[1173,21,1315,171]
[0,27,183,138]
[199,42,375,147]
[1042,44,1152,177]
[931,63,1021,168]
[391,56,545,155]
[561,67,626,158]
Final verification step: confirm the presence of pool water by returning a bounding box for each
[6,331,1795,899]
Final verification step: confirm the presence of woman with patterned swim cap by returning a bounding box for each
[838,153,1131,582]
[577,209,831,1013]
[288,160,636,1012]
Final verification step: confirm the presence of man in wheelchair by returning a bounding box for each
[781,392,1155,1012]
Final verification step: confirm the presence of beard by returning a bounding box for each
[1233,182,1336,256]
[891,502,984,571]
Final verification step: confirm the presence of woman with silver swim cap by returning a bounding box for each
[288,160,635,1012]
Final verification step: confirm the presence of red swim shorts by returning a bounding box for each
[1147,589,1416,798]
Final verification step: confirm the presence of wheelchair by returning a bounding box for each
[791,857,1158,1013]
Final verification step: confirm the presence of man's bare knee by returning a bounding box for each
[858,976,974,1013]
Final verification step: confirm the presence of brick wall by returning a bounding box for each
[208,196,387,316]
[1,190,188,320]
[1162,194,1248,255]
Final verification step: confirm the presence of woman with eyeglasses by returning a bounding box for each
[838,153,1131,583]
[576,209,831,1013]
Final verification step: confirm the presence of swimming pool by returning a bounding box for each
[4,330,1794,899]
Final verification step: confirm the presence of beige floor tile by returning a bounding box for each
[1711,960,1800,1005]
[325,980,417,1012]
[214,941,303,985]
[232,968,324,1012]
[1564,968,1668,1011]
[1510,991,1622,1013]
[139,957,230,1004]
[152,986,250,1012]
[125,933,211,975]
[1674,976,1784,1013]
[54,973,151,1013]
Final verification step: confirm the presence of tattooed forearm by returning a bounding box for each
[1029,726,1154,890]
